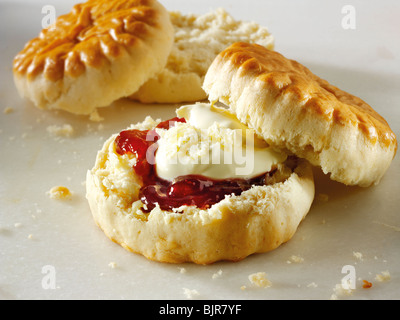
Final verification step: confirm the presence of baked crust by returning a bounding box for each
[86,118,315,264]
[203,42,397,187]
[13,0,173,115]
[129,8,274,103]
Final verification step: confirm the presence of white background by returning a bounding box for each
[0,0,399,299]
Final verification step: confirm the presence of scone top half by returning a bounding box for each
[203,42,397,187]
[13,0,174,115]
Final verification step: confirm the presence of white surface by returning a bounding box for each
[1,0,399,300]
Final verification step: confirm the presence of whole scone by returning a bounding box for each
[13,0,174,116]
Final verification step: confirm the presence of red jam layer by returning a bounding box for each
[115,117,269,212]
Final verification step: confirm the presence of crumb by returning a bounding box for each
[3,107,14,114]
[375,271,391,282]
[14,222,22,228]
[183,288,199,299]
[287,255,304,264]
[47,124,74,138]
[28,234,33,239]
[108,262,117,269]
[353,251,363,261]
[240,285,247,290]
[248,272,272,288]
[330,280,355,300]
[212,269,223,279]
[362,280,372,289]
[46,186,72,200]
[307,282,318,288]
[89,109,104,122]
[178,267,186,274]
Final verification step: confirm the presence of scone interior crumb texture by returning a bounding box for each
[130,8,274,103]
[86,116,315,264]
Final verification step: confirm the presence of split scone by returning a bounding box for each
[13,0,173,116]
[129,8,274,103]
[86,103,315,264]
[203,42,397,187]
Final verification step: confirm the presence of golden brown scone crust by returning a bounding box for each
[86,118,315,264]
[203,42,397,187]
[13,0,173,115]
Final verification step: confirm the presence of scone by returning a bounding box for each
[129,8,274,103]
[86,103,315,264]
[203,42,397,187]
[13,0,173,116]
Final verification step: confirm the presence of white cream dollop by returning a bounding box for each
[154,103,286,181]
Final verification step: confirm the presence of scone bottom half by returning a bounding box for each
[86,103,315,264]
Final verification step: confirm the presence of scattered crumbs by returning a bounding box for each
[316,193,329,202]
[362,280,372,289]
[248,272,272,288]
[375,271,391,282]
[212,269,223,279]
[178,267,186,274]
[3,107,14,114]
[330,280,355,300]
[240,285,247,290]
[353,251,363,261]
[46,186,72,200]
[14,222,22,228]
[108,262,117,269]
[183,288,199,299]
[27,234,33,240]
[46,124,74,138]
[287,255,304,264]
[307,282,318,288]
[89,109,104,122]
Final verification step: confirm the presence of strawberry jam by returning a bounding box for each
[115,117,270,212]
